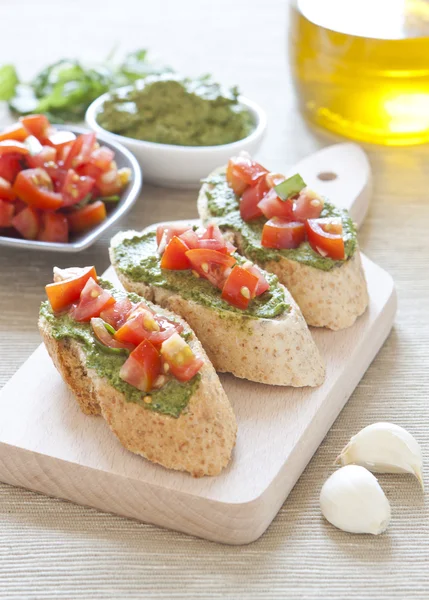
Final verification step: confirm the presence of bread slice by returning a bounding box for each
[197,169,369,331]
[39,305,237,478]
[109,230,325,387]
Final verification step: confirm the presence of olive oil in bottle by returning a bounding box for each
[290,0,429,145]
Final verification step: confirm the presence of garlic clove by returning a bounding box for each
[335,423,424,490]
[320,465,391,535]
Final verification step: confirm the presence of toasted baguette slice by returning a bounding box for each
[110,229,325,387]
[39,304,236,478]
[197,169,369,331]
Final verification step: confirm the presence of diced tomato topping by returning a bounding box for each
[100,298,134,330]
[67,200,106,233]
[13,168,63,210]
[69,278,115,322]
[156,223,192,248]
[46,130,76,150]
[0,140,29,156]
[160,235,191,270]
[64,132,96,170]
[11,206,40,240]
[0,122,28,143]
[20,114,51,142]
[242,263,270,295]
[0,176,16,201]
[119,339,162,392]
[240,176,269,221]
[160,333,204,382]
[257,188,295,220]
[0,199,14,227]
[0,155,22,183]
[178,228,200,249]
[90,146,114,171]
[76,162,102,181]
[61,169,95,207]
[38,212,69,243]
[305,218,345,260]
[261,218,306,249]
[26,146,57,169]
[91,318,134,351]
[226,156,268,195]
[115,307,180,348]
[221,265,259,309]
[293,190,324,222]
[186,248,236,289]
[45,266,97,313]
[95,165,128,197]
[265,172,286,189]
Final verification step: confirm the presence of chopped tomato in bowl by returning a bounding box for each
[0,116,141,252]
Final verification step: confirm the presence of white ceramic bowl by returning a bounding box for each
[85,83,267,189]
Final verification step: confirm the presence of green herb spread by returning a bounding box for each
[112,232,289,320]
[39,282,200,418]
[97,75,254,146]
[203,173,358,272]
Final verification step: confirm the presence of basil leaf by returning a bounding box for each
[0,65,19,101]
[274,173,306,201]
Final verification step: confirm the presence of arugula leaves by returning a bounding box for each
[4,50,172,122]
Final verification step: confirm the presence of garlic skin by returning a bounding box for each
[336,423,424,489]
[320,465,391,535]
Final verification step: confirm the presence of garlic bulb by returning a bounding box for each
[336,423,424,489]
[320,465,391,535]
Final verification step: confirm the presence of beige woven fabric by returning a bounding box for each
[0,0,428,598]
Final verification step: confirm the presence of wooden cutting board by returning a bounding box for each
[0,144,395,545]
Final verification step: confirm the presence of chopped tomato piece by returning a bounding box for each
[0,155,22,183]
[178,228,200,249]
[90,146,114,171]
[156,223,192,247]
[20,114,51,142]
[226,156,268,195]
[46,130,76,150]
[0,122,28,143]
[0,199,14,227]
[100,298,134,330]
[195,223,235,253]
[115,308,180,348]
[0,176,16,201]
[221,265,259,309]
[13,168,63,210]
[26,145,57,169]
[265,172,286,189]
[61,169,95,207]
[119,339,162,392]
[0,140,29,156]
[64,132,96,170]
[257,188,295,220]
[240,176,269,221]
[293,190,324,222]
[160,333,204,382]
[96,165,129,196]
[67,200,106,233]
[38,212,69,243]
[69,278,115,322]
[185,248,236,289]
[45,266,97,312]
[11,206,40,240]
[305,218,345,260]
[261,218,306,249]
[76,162,102,181]
[242,263,270,295]
[160,236,191,270]
[91,318,134,351]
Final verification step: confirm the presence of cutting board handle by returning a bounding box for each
[286,143,372,228]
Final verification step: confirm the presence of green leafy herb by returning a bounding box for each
[100,195,120,202]
[5,50,172,122]
[0,65,19,101]
[103,321,116,335]
[274,173,306,201]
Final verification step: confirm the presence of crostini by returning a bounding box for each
[197,156,369,330]
[39,266,237,477]
[109,223,325,387]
